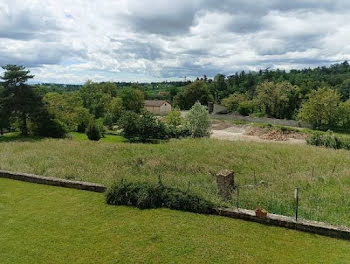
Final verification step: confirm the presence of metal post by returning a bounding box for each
[295,187,299,222]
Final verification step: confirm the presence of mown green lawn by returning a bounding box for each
[1,136,350,226]
[70,132,127,143]
[1,178,349,264]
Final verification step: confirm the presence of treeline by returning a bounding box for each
[172,61,350,131]
[2,61,350,136]
[35,81,189,103]
[0,65,211,141]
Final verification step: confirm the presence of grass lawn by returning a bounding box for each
[1,178,349,264]
[70,132,127,143]
[1,137,350,226]
[0,132,42,143]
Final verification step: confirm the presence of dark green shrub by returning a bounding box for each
[307,133,350,150]
[137,111,168,142]
[167,125,191,139]
[86,121,102,141]
[106,180,214,214]
[31,114,66,138]
[118,111,168,142]
[237,100,255,116]
[118,111,140,140]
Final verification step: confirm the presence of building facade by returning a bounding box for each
[144,100,172,115]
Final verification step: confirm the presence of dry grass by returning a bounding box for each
[1,137,350,225]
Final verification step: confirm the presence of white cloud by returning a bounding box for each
[1,0,350,83]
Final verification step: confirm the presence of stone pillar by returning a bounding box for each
[208,102,214,114]
[216,170,235,200]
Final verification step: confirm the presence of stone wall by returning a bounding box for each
[0,170,107,193]
[213,208,350,241]
[2,169,349,240]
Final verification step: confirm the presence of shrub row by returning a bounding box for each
[106,180,214,214]
[307,133,350,150]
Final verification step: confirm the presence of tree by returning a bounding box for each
[118,111,140,140]
[44,92,85,131]
[174,81,213,110]
[186,102,211,138]
[118,111,168,142]
[256,81,300,119]
[298,88,341,130]
[79,81,115,118]
[1,65,34,87]
[108,97,123,122]
[75,107,92,132]
[86,121,102,141]
[120,88,144,113]
[222,93,248,112]
[0,85,9,135]
[165,108,183,128]
[213,74,227,101]
[1,65,35,135]
[338,100,350,130]
[338,79,350,101]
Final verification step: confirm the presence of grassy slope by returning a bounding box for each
[1,178,349,264]
[0,138,350,226]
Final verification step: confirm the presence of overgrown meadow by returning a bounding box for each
[1,137,350,226]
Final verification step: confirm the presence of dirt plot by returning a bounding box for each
[211,120,307,144]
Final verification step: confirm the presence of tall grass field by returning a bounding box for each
[0,137,350,226]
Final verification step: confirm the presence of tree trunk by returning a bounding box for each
[0,127,3,136]
[22,113,28,136]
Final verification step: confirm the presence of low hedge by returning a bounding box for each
[106,180,214,214]
[307,133,350,150]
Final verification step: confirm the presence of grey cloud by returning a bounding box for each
[0,4,59,41]
[113,40,163,60]
[2,0,350,82]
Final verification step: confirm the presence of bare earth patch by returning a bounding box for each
[211,120,306,144]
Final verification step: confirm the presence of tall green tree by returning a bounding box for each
[256,81,300,119]
[0,65,65,137]
[79,81,117,118]
[175,81,213,110]
[120,88,144,113]
[0,85,9,135]
[298,88,341,130]
[1,65,36,135]
[185,102,211,138]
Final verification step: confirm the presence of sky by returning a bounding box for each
[1,0,350,84]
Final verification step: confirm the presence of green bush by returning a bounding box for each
[237,100,255,116]
[306,133,350,150]
[118,111,168,142]
[106,180,214,214]
[118,111,140,140]
[32,118,66,138]
[30,110,66,138]
[86,121,102,141]
[167,125,191,139]
[186,102,211,138]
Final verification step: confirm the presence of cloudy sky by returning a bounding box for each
[1,0,350,83]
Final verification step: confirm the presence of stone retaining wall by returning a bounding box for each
[214,208,350,241]
[1,170,349,240]
[0,170,107,193]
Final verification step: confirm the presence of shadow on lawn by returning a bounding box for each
[0,132,43,143]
